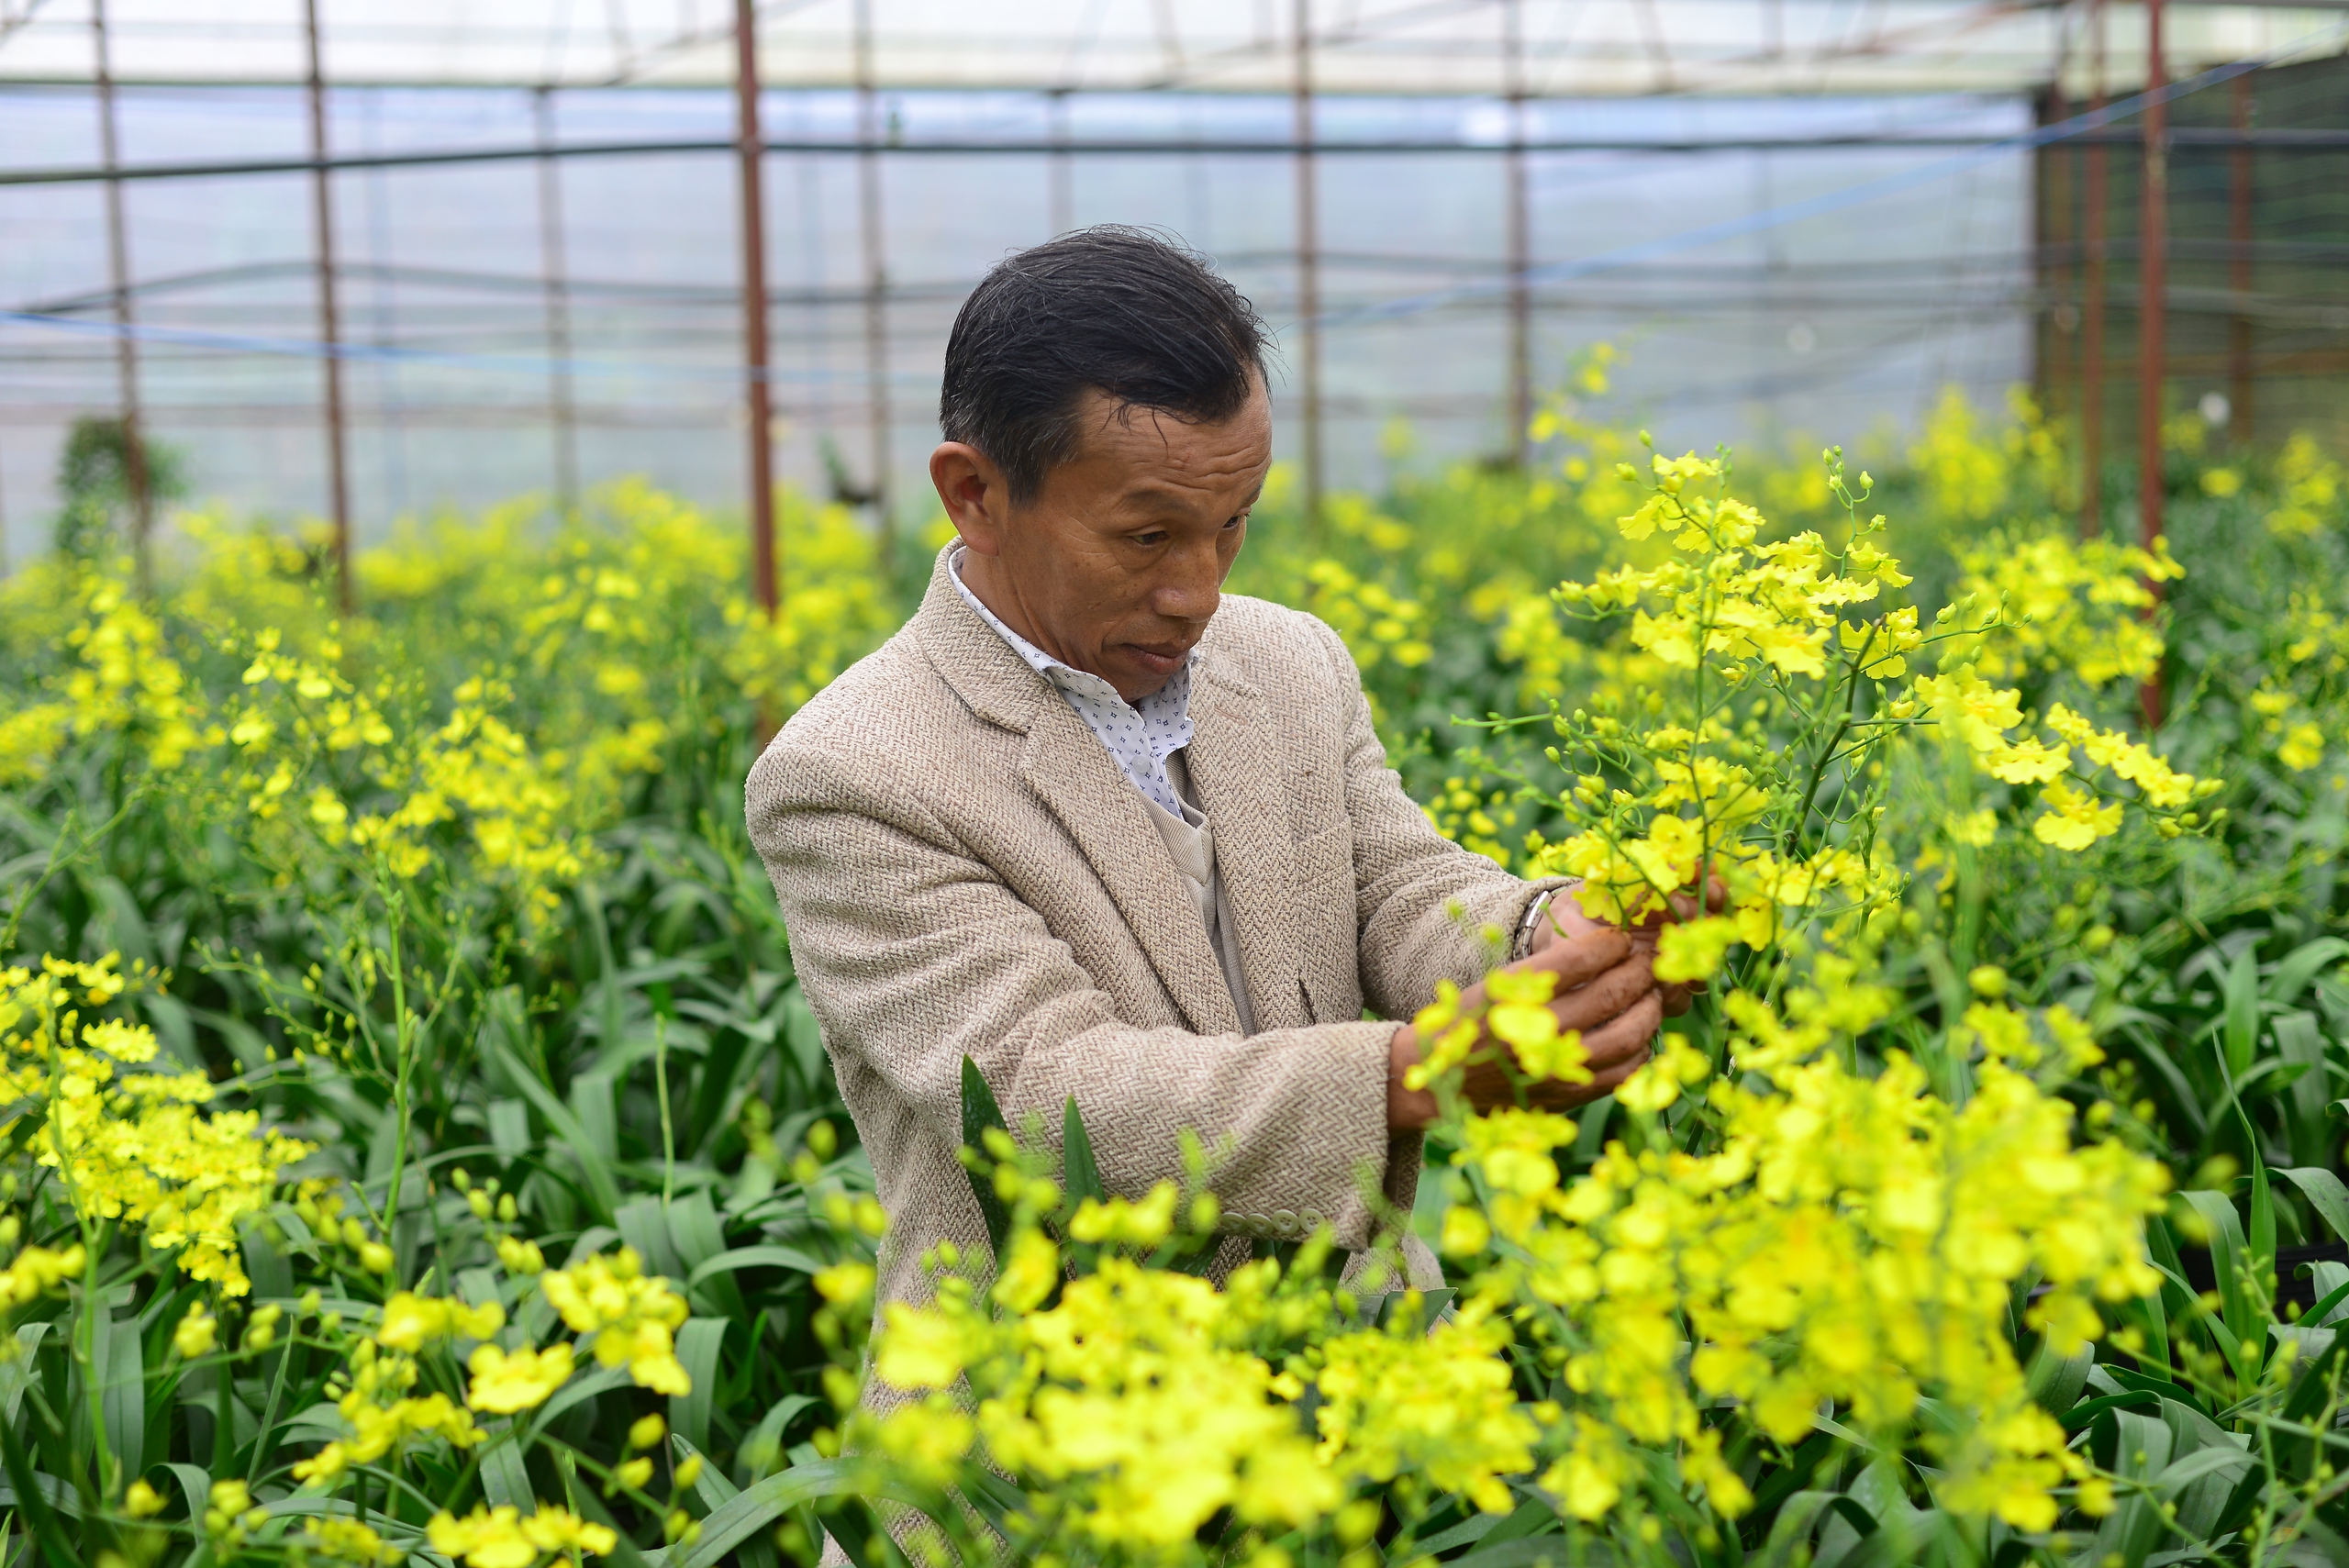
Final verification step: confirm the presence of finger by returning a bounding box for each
[1582,1041,1654,1095]
[1530,1039,1655,1110]
[1576,992,1665,1070]
[1640,875,1731,931]
[1549,956,1655,1034]
[1517,928,1631,990]
[1542,894,1614,942]
[1658,981,1694,1018]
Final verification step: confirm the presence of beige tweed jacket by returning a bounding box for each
[744,546,1555,1310]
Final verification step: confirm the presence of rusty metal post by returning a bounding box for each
[2079,0,2108,537]
[2228,67,2254,445]
[1504,0,1531,467]
[535,87,580,515]
[2137,0,2167,728]
[303,0,352,610]
[1292,0,1323,537]
[735,0,778,617]
[92,0,153,586]
[1048,88,1073,237]
[855,0,894,555]
[2041,76,2070,427]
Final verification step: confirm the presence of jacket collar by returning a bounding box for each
[911,545,1052,734]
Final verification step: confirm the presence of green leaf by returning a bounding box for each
[2223,948,2262,1081]
[480,1429,532,1509]
[1409,1510,1502,1554]
[670,1460,874,1568]
[2058,1389,2159,1431]
[2275,1013,2332,1166]
[617,1196,685,1283]
[99,1306,145,1488]
[669,1318,732,1453]
[2267,937,2349,1006]
[2178,1189,2259,1374]
[2145,1213,2197,1324]
[2249,1148,2277,1296]
[1442,1543,1576,1568]
[739,1393,820,1478]
[568,1477,652,1568]
[2304,1273,2349,1329]
[2280,1166,2349,1244]
[524,1366,630,1448]
[666,1190,730,1275]
[1061,1095,1102,1207]
[1755,1492,1836,1568]
[158,1461,213,1521]
[669,1433,740,1507]
[686,1245,829,1288]
[960,1057,1013,1259]
[2280,1332,2349,1425]
[1826,1496,1879,1539]
[0,1324,47,1429]
[483,1032,621,1221]
[2152,1445,2249,1493]
[0,1403,79,1568]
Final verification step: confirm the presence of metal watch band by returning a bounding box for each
[1511,890,1554,962]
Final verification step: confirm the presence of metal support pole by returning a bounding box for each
[1504,0,1531,468]
[1292,0,1323,538]
[2228,67,2255,445]
[535,87,580,515]
[735,0,778,617]
[2041,21,2073,425]
[1048,88,1073,237]
[854,0,894,555]
[2080,0,2108,537]
[2137,0,2167,728]
[303,0,352,610]
[93,0,152,586]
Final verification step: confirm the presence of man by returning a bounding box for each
[746,227,1664,1310]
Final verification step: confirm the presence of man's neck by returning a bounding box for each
[954,547,1058,663]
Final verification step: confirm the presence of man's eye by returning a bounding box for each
[1134,531,1169,547]
[1224,514,1247,530]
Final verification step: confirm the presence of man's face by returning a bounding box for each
[940,380,1272,704]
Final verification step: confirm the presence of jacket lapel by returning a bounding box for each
[1018,704,1241,1036]
[1184,653,1308,1033]
[911,547,1241,1037]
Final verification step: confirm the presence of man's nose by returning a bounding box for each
[1153,538,1224,623]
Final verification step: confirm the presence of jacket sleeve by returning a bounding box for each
[749,737,1406,1251]
[1297,615,1565,1023]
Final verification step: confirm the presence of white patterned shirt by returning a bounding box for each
[948,545,1195,816]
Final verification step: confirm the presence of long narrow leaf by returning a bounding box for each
[0,1407,77,1568]
[1061,1095,1102,1207]
[2280,1166,2349,1244]
[961,1056,1013,1259]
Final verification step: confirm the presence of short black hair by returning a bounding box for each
[939,227,1268,504]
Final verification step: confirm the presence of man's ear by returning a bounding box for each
[930,442,1008,557]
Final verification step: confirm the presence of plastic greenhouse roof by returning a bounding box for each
[2,0,2345,96]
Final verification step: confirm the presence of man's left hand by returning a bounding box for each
[1530,885,1719,1018]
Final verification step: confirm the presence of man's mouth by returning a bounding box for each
[1123,641,1194,672]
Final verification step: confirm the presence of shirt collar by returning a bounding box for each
[946,544,1195,717]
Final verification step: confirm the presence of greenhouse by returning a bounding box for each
[5,1,2349,1564]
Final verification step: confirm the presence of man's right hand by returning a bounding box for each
[1385,928,1661,1130]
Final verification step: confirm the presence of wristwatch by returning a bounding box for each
[1511,890,1556,962]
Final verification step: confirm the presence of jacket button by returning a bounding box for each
[1271,1208,1299,1235]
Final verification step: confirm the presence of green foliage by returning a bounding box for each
[1,383,2348,1566]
